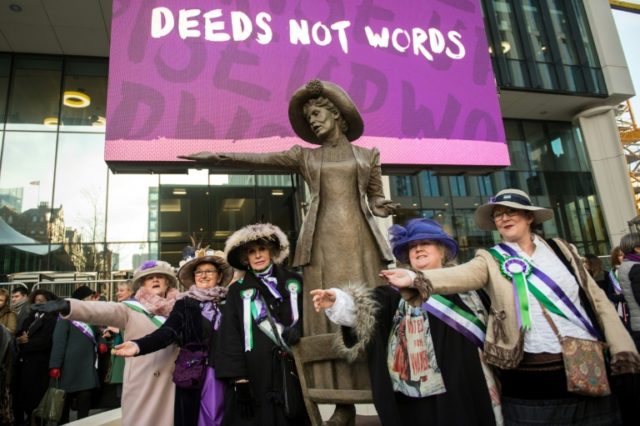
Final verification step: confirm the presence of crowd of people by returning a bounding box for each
[0,78,639,425]
[0,189,637,425]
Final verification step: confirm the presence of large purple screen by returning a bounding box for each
[105,0,508,169]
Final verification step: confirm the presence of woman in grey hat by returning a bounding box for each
[180,80,397,424]
[381,188,639,426]
[32,260,180,426]
[114,250,234,426]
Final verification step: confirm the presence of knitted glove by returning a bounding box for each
[281,326,301,346]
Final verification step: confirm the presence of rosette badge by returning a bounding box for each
[500,256,533,330]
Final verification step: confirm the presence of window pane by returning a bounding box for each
[504,120,531,170]
[0,132,56,242]
[107,174,159,242]
[60,58,108,132]
[51,133,107,244]
[0,54,10,128]
[6,56,62,131]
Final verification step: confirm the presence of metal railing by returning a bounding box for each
[0,279,131,301]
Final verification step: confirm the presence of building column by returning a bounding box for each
[574,106,636,246]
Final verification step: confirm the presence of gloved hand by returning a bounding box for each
[281,326,301,346]
[98,343,109,354]
[49,368,61,379]
[31,299,70,316]
[234,380,255,419]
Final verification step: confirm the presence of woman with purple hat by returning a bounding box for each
[312,218,500,425]
[114,249,233,426]
[381,188,640,425]
[31,260,180,426]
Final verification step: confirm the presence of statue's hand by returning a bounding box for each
[371,198,399,217]
[177,152,226,163]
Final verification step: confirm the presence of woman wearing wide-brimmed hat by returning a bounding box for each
[215,223,308,426]
[312,218,501,425]
[180,80,396,424]
[382,188,640,425]
[32,260,180,426]
[114,249,233,426]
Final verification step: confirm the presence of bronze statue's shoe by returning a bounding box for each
[322,404,356,426]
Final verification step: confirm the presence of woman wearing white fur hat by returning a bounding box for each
[215,223,308,426]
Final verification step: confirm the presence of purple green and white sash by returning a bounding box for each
[121,301,166,328]
[70,320,96,344]
[422,295,486,348]
[240,280,301,352]
[490,244,600,338]
[608,270,623,294]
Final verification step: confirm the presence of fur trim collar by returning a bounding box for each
[333,283,379,362]
[224,223,290,270]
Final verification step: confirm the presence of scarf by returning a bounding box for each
[251,264,282,299]
[177,285,228,303]
[134,286,179,317]
[387,299,446,398]
[10,299,27,315]
[624,253,640,263]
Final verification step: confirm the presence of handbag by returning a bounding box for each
[172,342,208,389]
[540,306,611,397]
[31,381,65,425]
[262,297,305,419]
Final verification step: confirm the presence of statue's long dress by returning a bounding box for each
[302,144,385,389]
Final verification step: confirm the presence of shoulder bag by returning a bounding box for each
[172,302,208,390]
[540,305,611,397]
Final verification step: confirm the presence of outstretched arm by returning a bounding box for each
[311,288,356,327]
[178,146,304,172]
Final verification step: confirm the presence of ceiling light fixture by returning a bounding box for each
[43,117,58,126]
[63,91,91,108]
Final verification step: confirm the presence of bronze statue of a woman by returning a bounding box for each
[181,80,398,425]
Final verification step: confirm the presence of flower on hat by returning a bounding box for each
[140,260,158,270]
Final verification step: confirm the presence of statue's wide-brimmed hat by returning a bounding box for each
[288,79,364,145]
[178,249,234,288]
[389,218,459,264]
[224,223,290,270]
[474,188,554,231]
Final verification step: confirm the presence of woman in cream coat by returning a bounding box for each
[383,189,639,426]
[32,260,180,426]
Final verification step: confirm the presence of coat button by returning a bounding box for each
[153,371,160,377]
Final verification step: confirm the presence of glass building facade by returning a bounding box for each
[0,1,613,276]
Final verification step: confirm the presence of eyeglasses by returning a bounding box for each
[492,208,522,222]
[194,270,218,277]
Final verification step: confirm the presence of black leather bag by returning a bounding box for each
[275,348,305,418]
[262,297,305,419]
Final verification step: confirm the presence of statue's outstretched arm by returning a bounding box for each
[178,146,303,172]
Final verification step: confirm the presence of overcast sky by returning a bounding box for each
[613,7,640,114]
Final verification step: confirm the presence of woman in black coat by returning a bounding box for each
[114,251,233,426]
[14,289,58,426]
[215,223,308,426]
